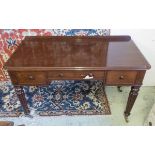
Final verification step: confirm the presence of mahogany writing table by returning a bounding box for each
[4,36,151,122]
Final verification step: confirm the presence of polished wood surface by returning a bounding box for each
[5,36,150,71]
[106,71,137,85]
[4,35,151,121]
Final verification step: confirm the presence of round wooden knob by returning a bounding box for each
[119,75,124,80]
[28,75,34,80]
[59,73,64,77]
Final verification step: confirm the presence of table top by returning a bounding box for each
[5,36,151,71]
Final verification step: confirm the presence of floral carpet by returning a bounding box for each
[0,80,111,117]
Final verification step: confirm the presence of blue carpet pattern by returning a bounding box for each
[0,81,111,117]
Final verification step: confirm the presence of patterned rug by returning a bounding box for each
[0,80,111,117]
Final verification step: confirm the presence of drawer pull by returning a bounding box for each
[28,75,34,80]
[83,73,94,79]
[119,75,124,80]
[59,73,64,77]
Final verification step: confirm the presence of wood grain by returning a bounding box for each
[4,36,151,119]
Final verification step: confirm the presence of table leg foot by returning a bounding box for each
[14,86,30,115]
[124,85,141,122]
[124,113,129,123]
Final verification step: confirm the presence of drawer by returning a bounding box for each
[14,71,46,85]
[106,71,137,85]
[48,70,105,80]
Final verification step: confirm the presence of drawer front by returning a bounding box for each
[106,71,137,85]
[48,71,105,80]
[14,71,46,85]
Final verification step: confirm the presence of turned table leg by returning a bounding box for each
[14,86,30,115]
[124,86,141,122]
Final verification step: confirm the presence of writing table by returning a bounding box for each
[4,36,151,122]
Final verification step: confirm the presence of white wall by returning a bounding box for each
[111,29,155,86]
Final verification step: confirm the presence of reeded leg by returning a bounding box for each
[124,86,141,122]
[14,86,30,115]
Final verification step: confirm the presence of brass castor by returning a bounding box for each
[117,86,123,92]
[124,113,129,123]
